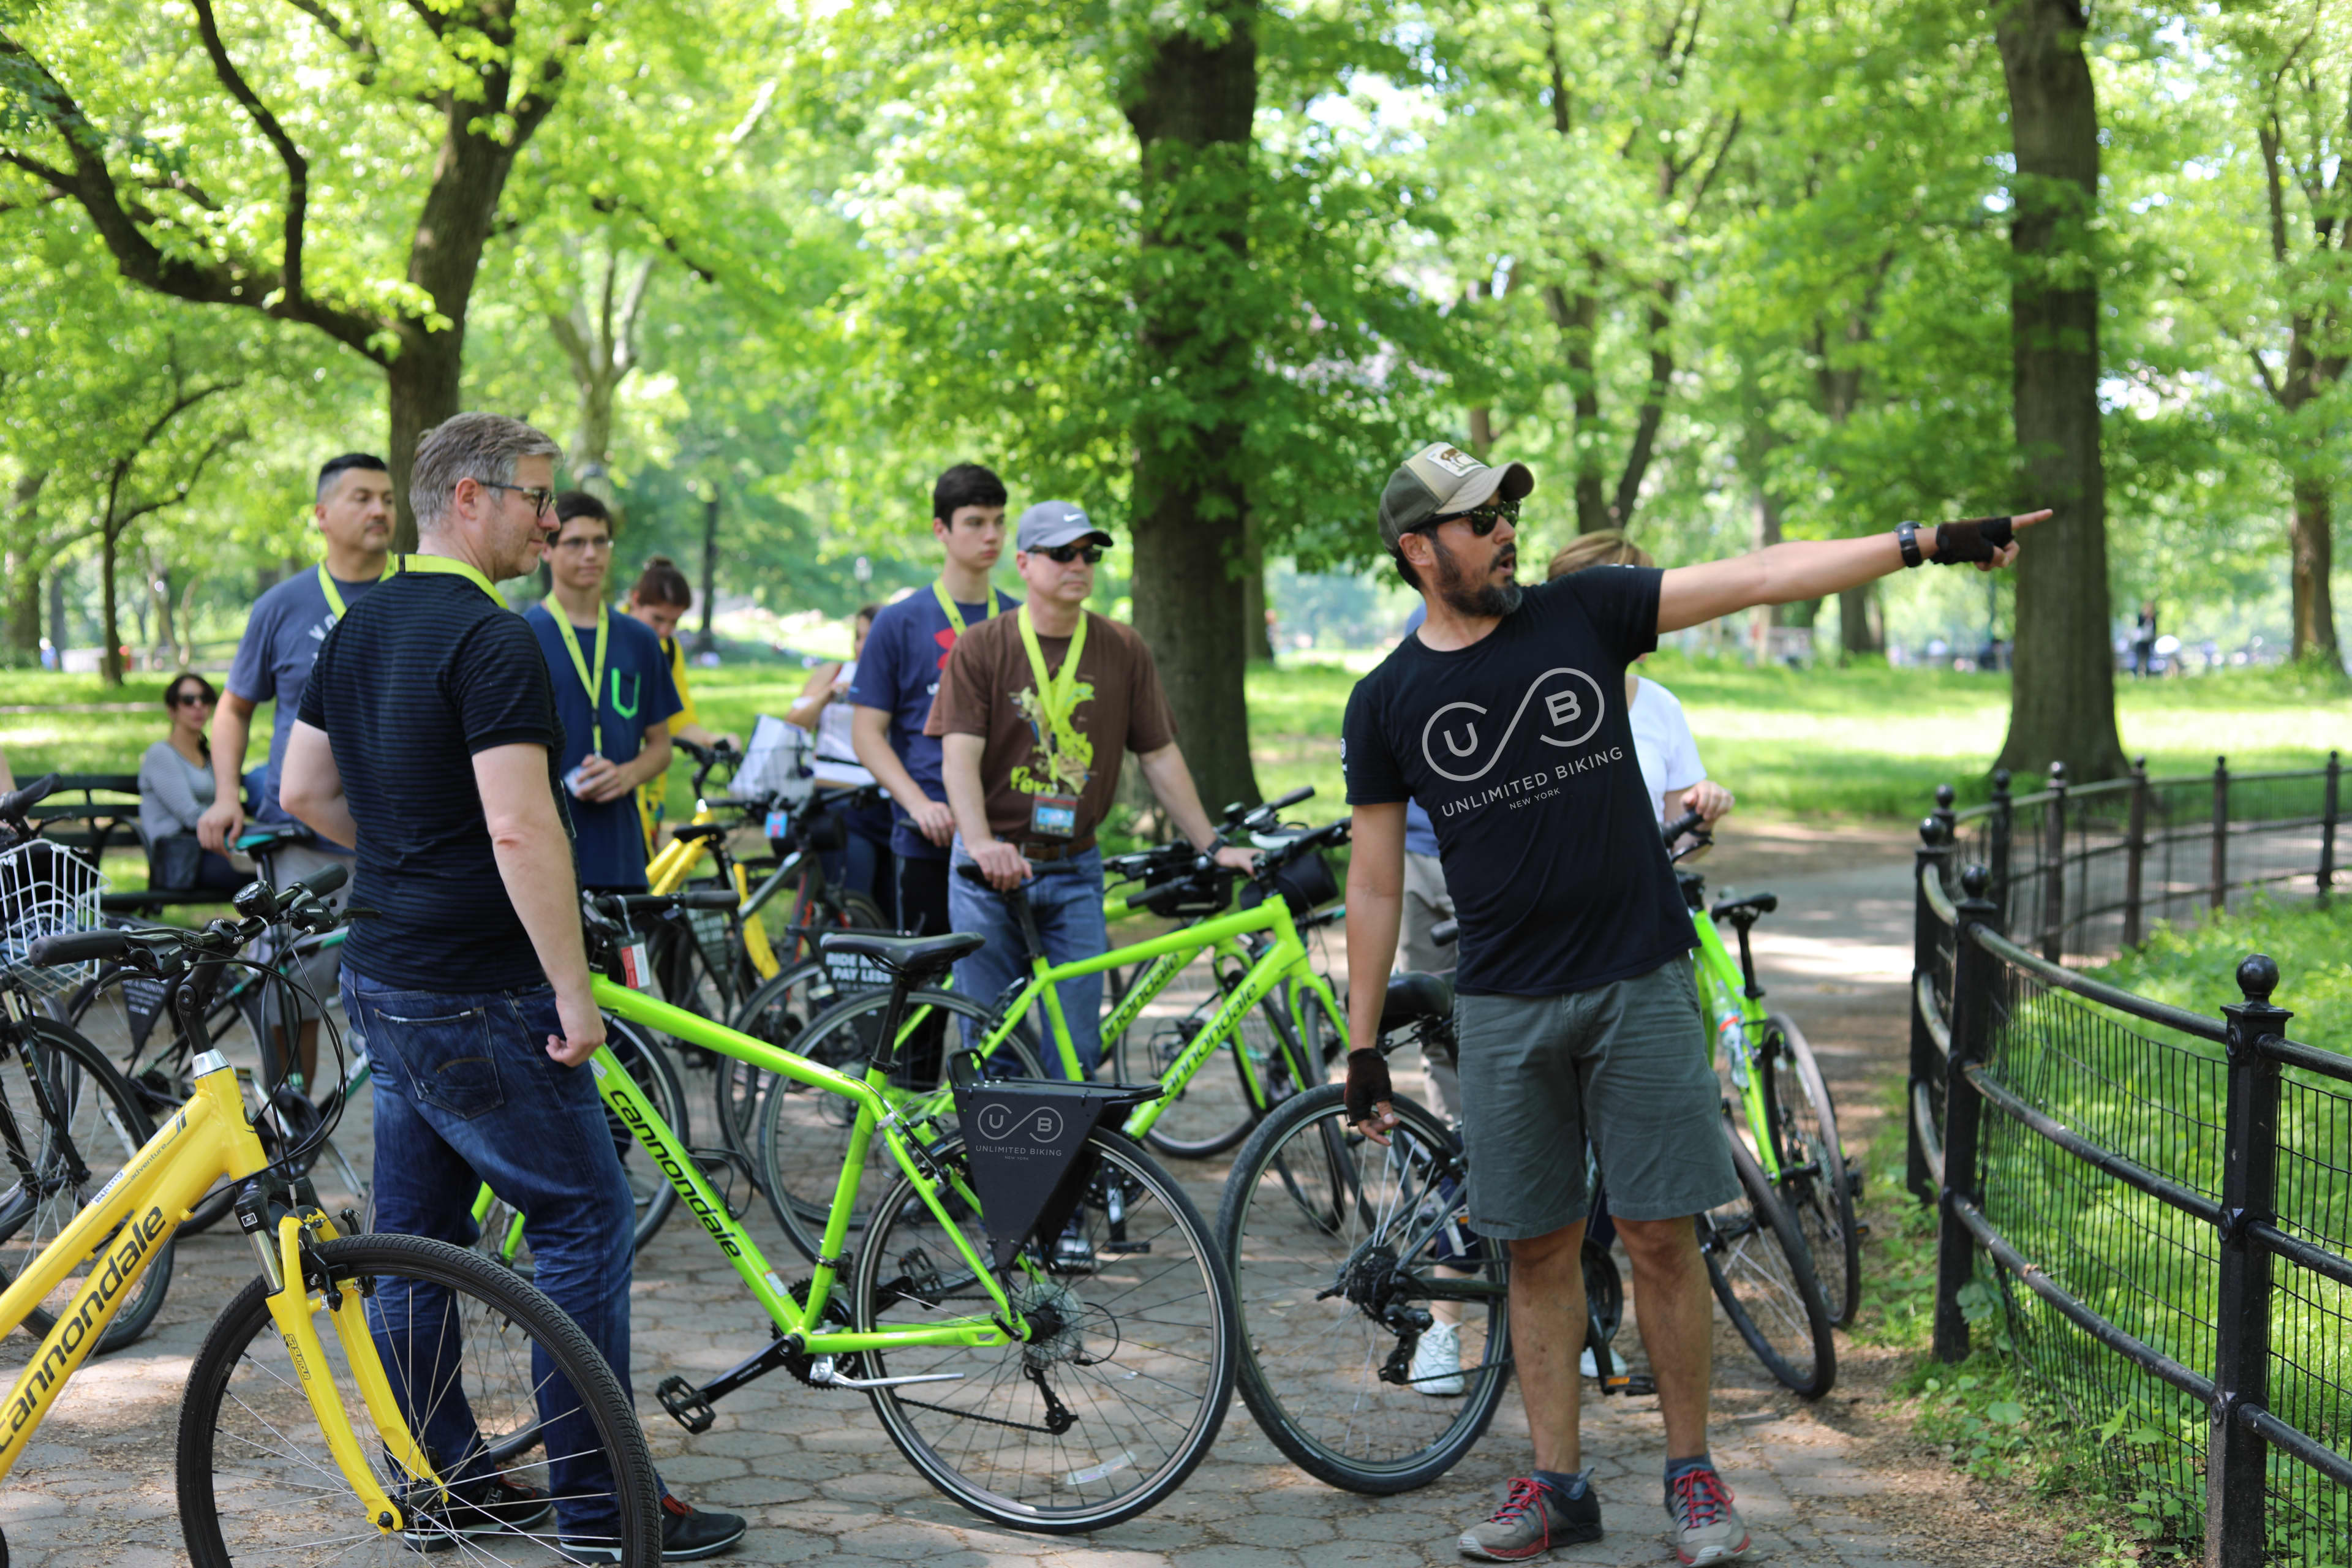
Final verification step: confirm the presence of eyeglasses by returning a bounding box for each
[170,691,213,708]
[480,480,557,518]
[1037,543,1104,565]
[552,536,612,554]
[1420,494,1520,537]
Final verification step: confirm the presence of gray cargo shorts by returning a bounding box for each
[1454,958,1740,1239]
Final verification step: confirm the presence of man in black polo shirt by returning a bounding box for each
[1341,442,2045,1565]
[281,411,744,1561]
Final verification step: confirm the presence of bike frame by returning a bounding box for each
[587,977,1021,1353]
[975,891,1346,1140]
[0,1041,435,1530]
[1687,911,1782,1181]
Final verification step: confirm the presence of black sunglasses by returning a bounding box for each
[480,480,557,518]
[1037,543,1104,565]
[1420,494,1520,538]
[170,688,214,707]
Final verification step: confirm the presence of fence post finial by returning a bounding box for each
[2209,951,2291,1568]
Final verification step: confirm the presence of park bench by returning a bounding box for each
[24,772,219,916]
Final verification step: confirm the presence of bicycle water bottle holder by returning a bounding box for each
[948,1075,1158,1272]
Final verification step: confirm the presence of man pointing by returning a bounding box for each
[1340,441,2042,1565]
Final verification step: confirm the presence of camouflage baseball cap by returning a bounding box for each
[1378,442,1536,551]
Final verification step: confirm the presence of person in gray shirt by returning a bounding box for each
[138,673,245,892]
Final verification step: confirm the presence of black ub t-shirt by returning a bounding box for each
[1342,567,1694,997]
[298,572,572,992]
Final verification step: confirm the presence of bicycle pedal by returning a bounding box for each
[1102,1240,1152,1255]
[654,1374,716,1434]
[1605,1373,1659,1398]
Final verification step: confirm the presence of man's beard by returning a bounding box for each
[1431,533,1522,618]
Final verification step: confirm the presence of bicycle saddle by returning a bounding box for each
[1381,970,1455,1029]
[235,822,314,853]
[820,930,986,980]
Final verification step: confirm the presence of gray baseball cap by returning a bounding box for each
[1015,500,1114,552]
[1378,442,1535,551]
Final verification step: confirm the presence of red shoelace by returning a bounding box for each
[1670,1466,1735,1529]
[1488,1477,1553,1535]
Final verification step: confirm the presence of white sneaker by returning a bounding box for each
[1580,1344,1616,1379]
[1411,1322,1464,1396]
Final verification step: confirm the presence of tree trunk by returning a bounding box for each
[5,558,37,662]
[47,571,66,662]
[386,326,470,552]
[1121,0,1262,810]
[145,545,176,671]
[1838,584,1883,662]
[1992,0,2125,781]
[100,527,124,686]
[2290,475,2340,667]
[697,490,720,655]
[1240,509,1273,662]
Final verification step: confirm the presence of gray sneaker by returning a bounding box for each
[1667,1466,1750,1566]
[1458,1476,1602,1561]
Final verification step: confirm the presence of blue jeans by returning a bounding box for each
[342,971,639,1534]
[947,842,1106,1079]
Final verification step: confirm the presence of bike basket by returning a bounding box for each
[1239,848,1338,918]
[0,839,108,997]
[949,1076,1158,1270]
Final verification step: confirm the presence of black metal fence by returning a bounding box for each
[1909,776,2352,1567]
[1937,753,2340,967]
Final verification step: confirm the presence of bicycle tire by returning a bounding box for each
[1757,1011,1860,1325]
[176,1231,663,1566]
[1218,1084,1510,1494]
[0,1017,172,1352]
[1702,1120,1836,1399]
[1112,961,1295,1160]
[851,1128,1237,1532]
[755,986,1040,1263]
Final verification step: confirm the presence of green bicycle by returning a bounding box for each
[751,799,1351,1265]
[1670,809,1861,1327]
[580,907,1240,1533]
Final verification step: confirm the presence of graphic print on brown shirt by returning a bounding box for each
[925,610,1177,848]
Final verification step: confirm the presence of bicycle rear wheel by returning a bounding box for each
[755,987,1039,1263]
[1757,1011,1859,1325]
[1701,1120,1836,1399]
[718,958,834,1177]
[1114,962,1300,1159]
[177,1231,662,1566]
[0,1017,171,1352]
[850,1129,1237,1532]
[1217,1084,1510,1494]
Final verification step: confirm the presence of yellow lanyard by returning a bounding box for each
[549,601,610,756]
[931,579,1003,636]
[1017,605,1088,755]
[398,553,510,609]
[316,557,398,619]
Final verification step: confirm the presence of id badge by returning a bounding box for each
[1030,794,1079,839]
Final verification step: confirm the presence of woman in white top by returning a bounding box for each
[784,604,895,919]
[1545,533,1733,843]
[139,673,247,891]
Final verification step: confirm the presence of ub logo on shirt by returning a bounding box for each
[1420,666,1607,782]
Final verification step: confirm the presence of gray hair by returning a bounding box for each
[409,412,562,534]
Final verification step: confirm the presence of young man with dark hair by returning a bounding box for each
[280,415,742,1560]
[849,462,1018,937]
[197,450,395,1084]
[929,502,1256,1076]
[524,491,681,892]
[1341,442,2043,1566]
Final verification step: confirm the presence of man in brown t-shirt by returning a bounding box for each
[928,500,1256,1076]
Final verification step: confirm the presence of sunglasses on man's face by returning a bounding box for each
[1037,543,1104,565]
[171,690,213,708]
[1424,494,1520,538]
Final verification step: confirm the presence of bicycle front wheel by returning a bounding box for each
[1217,1084,1510,1493]
[1757,1011,1859,1325]
[177,1231,662,1566]
[850,1128,1237,1532]
[0,1017,172,1352]
[1114,963,1297,1159]
[1702,1119,1836,1399]
[756,986,1039,1263]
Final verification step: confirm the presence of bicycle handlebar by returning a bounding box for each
[27,928,129,965]
[602,888,742,913]
[1661,809,1703,845]
[0,772,60,825]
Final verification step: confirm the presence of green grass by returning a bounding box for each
[4,656,2345,834]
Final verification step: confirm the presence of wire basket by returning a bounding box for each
[0,839,109,997]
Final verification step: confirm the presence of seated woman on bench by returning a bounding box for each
[139,673,250,893]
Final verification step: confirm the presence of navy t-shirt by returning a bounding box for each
[524,605,682,891]
[227,566,385,827]
[1341,568,1692,997]
[847,586,1019,860]
[298,572,571,993]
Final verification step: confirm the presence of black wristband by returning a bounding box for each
[1896,521,1923,568]
[1932,514,2015,565]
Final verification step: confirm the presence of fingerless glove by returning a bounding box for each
[1933,514,2016,564]
[1344,1049,1393,1125]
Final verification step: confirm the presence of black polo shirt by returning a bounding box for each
[299,571,571,992]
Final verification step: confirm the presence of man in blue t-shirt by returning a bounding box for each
[1341,441,2046,1566]
[524,493,682,891]
[849,462,1019,937]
